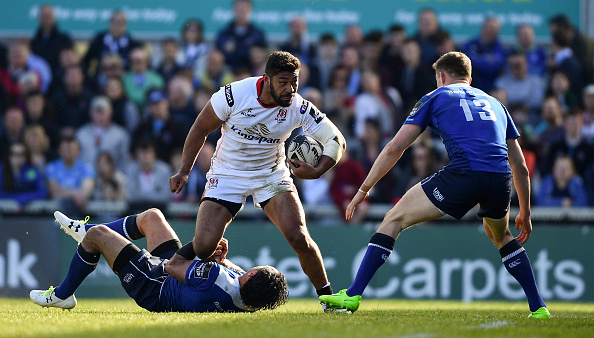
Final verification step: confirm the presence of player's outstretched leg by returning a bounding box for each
[30,286,77,309]
[55,211,144,243]
[499,239,549,319]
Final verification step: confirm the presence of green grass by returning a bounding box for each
[2,298,593,337]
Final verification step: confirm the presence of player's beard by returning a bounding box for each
[269,81,294,107]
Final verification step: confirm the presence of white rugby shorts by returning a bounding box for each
[203,169,296,209]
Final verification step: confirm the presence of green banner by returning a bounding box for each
[52,222,592,302]
[3,0,580,42]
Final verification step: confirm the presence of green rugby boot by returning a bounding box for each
[527,307,550,319]
[319,289,361,313]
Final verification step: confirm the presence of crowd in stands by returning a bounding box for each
[1,1,594,222]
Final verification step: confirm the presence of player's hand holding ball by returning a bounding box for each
[287,134,323,179]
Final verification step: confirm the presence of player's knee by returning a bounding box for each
[142,208,165,223]
[192,237,217,260]
[85,224,109,242]
[284,228,311,252]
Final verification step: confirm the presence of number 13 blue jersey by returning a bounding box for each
[404,83,519,173]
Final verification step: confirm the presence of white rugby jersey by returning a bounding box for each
[209,76,326,173]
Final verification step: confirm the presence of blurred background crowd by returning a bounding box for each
[1,0,594,222]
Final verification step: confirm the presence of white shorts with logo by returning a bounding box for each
[203,168,296,209]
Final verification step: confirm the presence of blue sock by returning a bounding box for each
[54,245,100,299]
[86,215,143,240]
[347,233,395,297]
[500,239,546,312]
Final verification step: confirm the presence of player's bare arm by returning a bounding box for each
[170,100,224,194]
[166,238,242,283]
[346,124,421,221]
[507,137,532,244]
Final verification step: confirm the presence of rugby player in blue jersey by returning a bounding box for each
[30,209,288,312]
[319,51,549,319]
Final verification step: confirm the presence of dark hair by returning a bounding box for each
[319,33,337,44]
[181,18,203,44]
[2,142,30,192]
[549,14,572,30]
[364,30,384,43]
[551,29,571,48]
[432,51,472,80]
[240,267,288,311]
[265,51,300,78]
[389,24,404,33]
[134,138,157,153]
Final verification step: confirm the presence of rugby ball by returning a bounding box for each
[287,134,323,166]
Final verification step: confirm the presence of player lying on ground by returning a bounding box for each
[30,209,288,312]
[319,52,549,319]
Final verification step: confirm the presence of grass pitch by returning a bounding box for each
[2,298,593,337]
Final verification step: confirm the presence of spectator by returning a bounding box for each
[45,136,95,218]
[0,141,47,209]
[509,104,536,144]
[196,49,235,92]
[401,140,438,193]
[95,53,125,92]
[323,65,355,137]
[167,76,197,131]
[92,151,127,201]
[534,96,565,169]
[178,19,210,79]
[494,50,545,112]
[394,38,435,113]
[76,96,130,171]
[339,44,362,97]
[513,24,547,77]
[352,118,398,204]
[547,69,580,112]
[30,4,73,76]
[215,0,267,72]
[24,91,60,152]
[249,43,268,76]
[126,139,172,207]
[434,30,458,56]
[581,84,594,143]
[133,89,185,163]
[343,24,364,49]
[550,28,584,100]
[536,155,588,207]
[51,66,95,129]
[82,10,142,77]
[309,33,339,93]
[353,71,401,141]
[280,16,316,66]
[545,109,594,178]
[461,17,506,92]
[329,149,369,224]
[103,76,140,133]
[0,107,26,160]
[0,42,41,105]
[156,38,182,84]
[360,31,385,73]
[122,47,164,109]
[549,14,594,84]
[379,24,406,89]
[412,8,445,68]
[52,47,81,92]
[13,40,52,94]
[22,125,51,173]
[182,142,215,203]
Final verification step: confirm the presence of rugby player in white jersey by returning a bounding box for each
[169,51,346,303]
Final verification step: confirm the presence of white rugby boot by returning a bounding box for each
[54,211,89,243]
[30,286,77,309]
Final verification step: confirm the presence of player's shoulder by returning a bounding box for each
[216,77,259,108]
[190,261,220,281]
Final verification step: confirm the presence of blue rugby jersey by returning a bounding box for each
[159,260,249,312]
[404,83,519,173]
